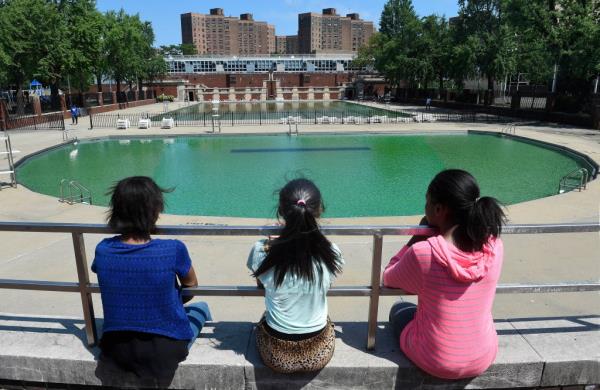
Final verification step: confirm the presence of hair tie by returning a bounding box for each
[296,199,307,207]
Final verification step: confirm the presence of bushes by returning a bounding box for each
[157,94,175,102]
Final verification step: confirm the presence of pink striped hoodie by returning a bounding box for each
[383,235,503,379]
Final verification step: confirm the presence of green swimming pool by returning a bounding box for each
[16,133,591,218]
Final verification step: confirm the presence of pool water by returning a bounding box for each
[16,133,589,218]
[166,101,405,120]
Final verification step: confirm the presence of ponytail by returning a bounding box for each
[253,179,342,287]
[466,196,506,251]
[428,169,506,252]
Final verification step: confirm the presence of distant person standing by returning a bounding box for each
[70,105,79,125]
[425,97,432,110]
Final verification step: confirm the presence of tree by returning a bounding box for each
[0,0,59,111]
[60,0,104,94]
[455,0,516,95]
[419,15,452,90]
[158,43,197,56]
[503,0,554,85]
[361,0,424,94]
[137,21,165,91]
[552,0,600,100]
[103,10,154,97]
[380,0,421,39]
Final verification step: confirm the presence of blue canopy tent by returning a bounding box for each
[29,80,43,96]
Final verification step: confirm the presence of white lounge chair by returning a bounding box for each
[116,119,130,129]
[138,118,151,129]
[161,117,175,129]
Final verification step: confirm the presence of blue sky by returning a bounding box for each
[96,0,460,47]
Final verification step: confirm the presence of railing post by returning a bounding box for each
[367,233,383,350]
[72,232,97,347]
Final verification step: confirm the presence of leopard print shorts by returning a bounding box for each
[255,318,336,373]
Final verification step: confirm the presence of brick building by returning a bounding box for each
[298,8,375,54]
[159,54,366,101]
[181,8,275,55]
[275,35,299,54]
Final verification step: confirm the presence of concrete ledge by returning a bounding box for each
[0,313,598,389]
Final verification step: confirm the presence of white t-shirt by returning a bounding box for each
[247,239,344,334]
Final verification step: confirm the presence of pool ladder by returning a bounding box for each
[558,168,589,194]
[0,132,18,190]
[501,123,516,134]
[59,179,93,205]
[211,113,221,133]
[288,118,299,136]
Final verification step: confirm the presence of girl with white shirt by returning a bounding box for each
[247,178,344,373]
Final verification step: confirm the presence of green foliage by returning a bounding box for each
[419,15,452,89]
[0,0,57,91]
[552,0,599,95]
[156,93,174,102]
[61,0,105,91]
[0,1,159,98]
[454,0,516,89]
[380,0,420,39]
[159,43,197,56]
[364,0,425,88]
[370,0,599,107]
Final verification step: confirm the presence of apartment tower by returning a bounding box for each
[181,9,275,55]
[275,35,299,54]
[298,8,375,54]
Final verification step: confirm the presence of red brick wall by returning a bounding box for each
[87,99,155,115]
[164,72,353,89]
[155,86,179,96]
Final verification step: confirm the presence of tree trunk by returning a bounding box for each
[15,83,25,116]
[96,75,102,93]
[116,78,122,102]
[486,75,495,106]
[50,82,61,111]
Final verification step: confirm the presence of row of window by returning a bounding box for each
[167,59,363,74]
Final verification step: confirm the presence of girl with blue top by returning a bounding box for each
[247,178,344,373]
[92,176,211,384]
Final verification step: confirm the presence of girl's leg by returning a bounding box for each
[185,302,212,350]
[389,301,417,340]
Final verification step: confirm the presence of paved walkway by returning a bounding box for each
[0,102,598,324]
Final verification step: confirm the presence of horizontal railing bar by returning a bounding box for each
[0,222,598,235]
[494,282,600,294]
[0,279,81,292]
[2,280,599,295]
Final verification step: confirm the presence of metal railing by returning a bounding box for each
[501,123,517,134]
[558,168,589,193]
[88,108,504,129]
[59,180,93,205]
[0,222,599,350]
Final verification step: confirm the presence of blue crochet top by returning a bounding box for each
[91,237,193,340]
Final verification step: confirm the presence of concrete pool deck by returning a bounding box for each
[0,102,599,325]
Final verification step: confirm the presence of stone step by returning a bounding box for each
[0,314,598,389]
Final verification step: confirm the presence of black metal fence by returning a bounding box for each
[89,108,511,129]
[3,112,65,131]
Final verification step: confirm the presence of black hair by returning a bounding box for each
[253,178,342,287]
[107,176,171,240]
[427,169,506,252]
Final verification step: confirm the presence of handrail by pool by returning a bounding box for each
[0,221,599,350]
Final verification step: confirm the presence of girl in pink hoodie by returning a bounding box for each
[383,169,506,379]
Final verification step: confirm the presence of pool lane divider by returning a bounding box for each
[230,146,371,153]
